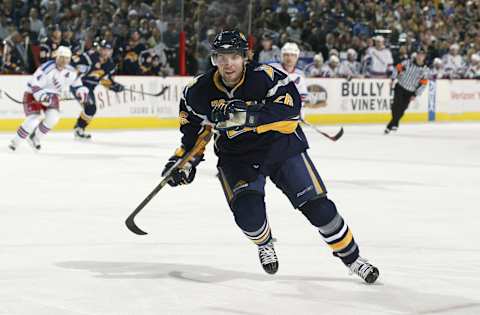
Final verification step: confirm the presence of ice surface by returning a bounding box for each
[1,123,479,315]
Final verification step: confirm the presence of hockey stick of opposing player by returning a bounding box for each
[81,79,170,97]
[2,90,24,104]
[301,119,344,141]
[125,126,213,235]
[1,90,76,104]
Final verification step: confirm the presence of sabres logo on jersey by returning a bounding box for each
[254,64,275,81]
[274,93,294,107]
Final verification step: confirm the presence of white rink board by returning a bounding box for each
[303,78,428,114]
[0,75,191,119]
[436,80,480,113]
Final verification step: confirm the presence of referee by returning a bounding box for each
[385,48,429,134]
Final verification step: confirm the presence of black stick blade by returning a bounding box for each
[331,127,344,141]
[153,86,169,96]
[125,216,148,235]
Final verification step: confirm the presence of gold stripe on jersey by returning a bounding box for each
[255,120,298,134]
[329,229,353,251]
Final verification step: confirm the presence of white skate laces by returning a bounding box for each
[258,241,279,274]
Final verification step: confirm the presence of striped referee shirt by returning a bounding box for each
[392,59,429,96]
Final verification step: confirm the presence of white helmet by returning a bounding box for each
[329,55,340,64]
[281,42,300,56]
[313,53,323,63]
[347,48,357,59]
[56,46,72,58]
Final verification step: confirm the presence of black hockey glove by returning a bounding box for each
[110,82,125,93]
[161,154,203,187]
[211,99,263,130]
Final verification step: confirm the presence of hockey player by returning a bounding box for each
[269,42,308,104]
[8,46,88,151]
[363,35,394,78]
[319,55,343,78]
[341,48,362,78]
[385,48,429,134]
[71,39,124,139]
[465,53,480,79]
[161,31,379,283]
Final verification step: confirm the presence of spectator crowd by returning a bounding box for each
[1,0,479,79]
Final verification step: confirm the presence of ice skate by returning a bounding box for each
[27,132,41,151]
[348,256,379,284]
[258,241,278,274]
[74,127,92,140]
[384,126,398,134]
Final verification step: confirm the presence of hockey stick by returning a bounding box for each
[82,79,170,97]
[124,85,169,97]
[2,90,23,104]
[301,119,344,141]
[2,90,76,104]
[125,126,213,235]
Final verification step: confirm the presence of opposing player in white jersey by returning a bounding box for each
[363,35,394,78]
[269,42,308,104]
[8,46,88,151]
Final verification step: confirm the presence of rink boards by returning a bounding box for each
[0,75,479,131]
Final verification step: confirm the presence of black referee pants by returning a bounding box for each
[387,84,415,129]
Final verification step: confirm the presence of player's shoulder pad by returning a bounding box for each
[182,69,213,99]
[248,61,287,85]
[65,64,77,72]
[40,60,56,73]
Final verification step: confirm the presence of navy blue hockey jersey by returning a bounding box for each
[177,61,309,173]
[72,51,116,89]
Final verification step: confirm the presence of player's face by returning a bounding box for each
[216,52,245,86]
[282,53,298,68]
[56,56,71,69]
[100,47,113,59]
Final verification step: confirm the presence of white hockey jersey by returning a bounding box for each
[465,64,480,79]
[26,60,85,101]
[442,54,465,78]
[364,47,394,77]
[269,62,308,103]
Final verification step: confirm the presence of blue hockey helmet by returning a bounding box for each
[211,30,248,55]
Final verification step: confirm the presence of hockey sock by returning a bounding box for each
[13,115,42,144]
[300,197,359,265]
[37,109,60,139]
[232,193,272,246]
